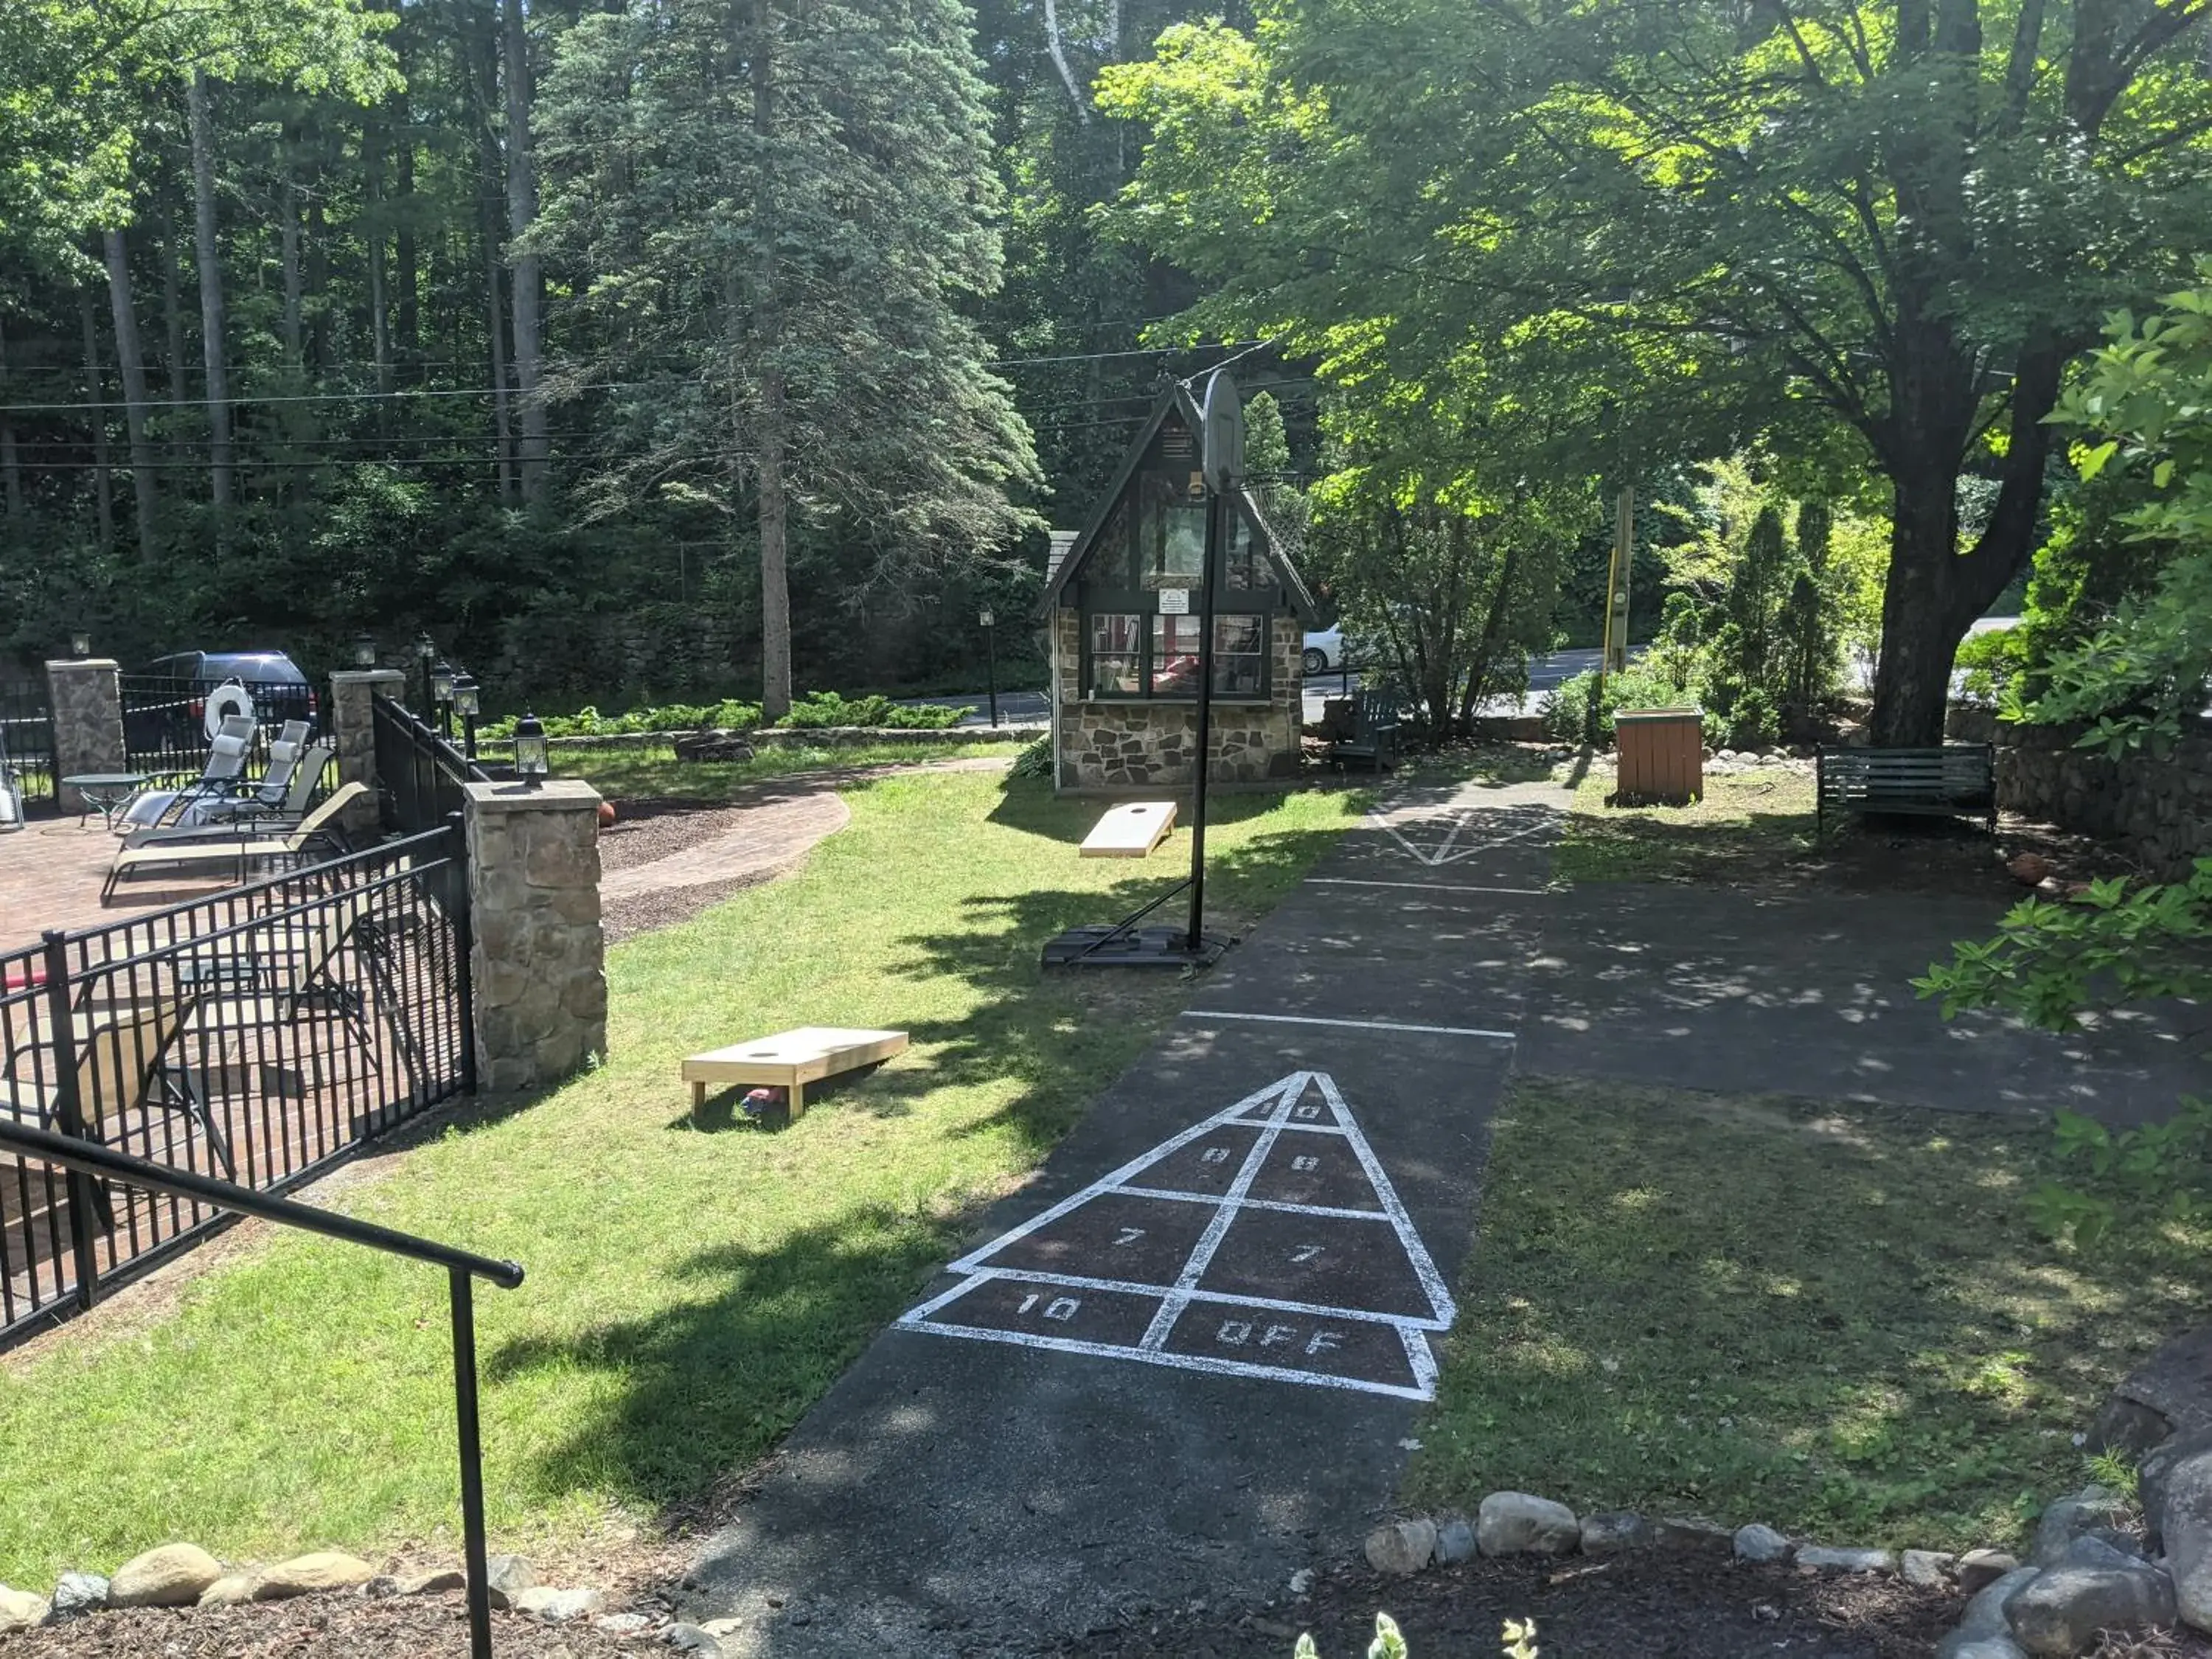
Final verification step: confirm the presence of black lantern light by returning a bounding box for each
[415,633,437,714]
[352,633,378,669]
[71,633,90,658]
[512,712,549,788]
[453,672,481,762]
[431,659,456,705]
[414,633,436,661]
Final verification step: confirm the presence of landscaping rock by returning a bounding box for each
[2152,1435,2212,1632]
[397,1567,467,1596]
[1654,1516,1734,1554]
[2030,1486,2127,1568]
[1940,1640,2028,1659]
[2096,1326,2212,1456]
[110,1542,223,1607]
[1364,1519,1438,1575]
[198,1574,257,1607]
[1476,1492,1579,1557]
[2142,1427,2212,1548]
[1957,1550,2023,1593]
[484,1553,537,1610]
[2090,1396,2177,1461]
[254,1552,377,1599]
[661,1624,726,1657]
[2057,1533,2143,1573]
[698,1618,745,1639]
[1734,1524,1792,1565]
[1579,1511,1653,1554]
[1434,1517,1478,1565]
[1936,1567,2042,1659]
[2003,1561,2175,1656]
[1795,1545,1896,1575]
[46,1573,108,1621]
[0,1587,49,1632]
[597,1612,655,1637]
[515,1585,607,1622]
[1902,1549,1956,1588]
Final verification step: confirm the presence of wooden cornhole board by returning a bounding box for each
[1080,800,1177,858]
[681,1026,908,1121]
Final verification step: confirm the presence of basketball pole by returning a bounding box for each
[1186,485,1222,952]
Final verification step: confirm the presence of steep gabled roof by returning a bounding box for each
[1036,383,1318,624]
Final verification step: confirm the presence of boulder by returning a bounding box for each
[110,1543,223,1607]
[1938,1567,2042,1659]
[1654,1516,1734,1554]
[1957,1550,2023,1593]
[397,1568,468,1596]
[2031,1487,2128,1568]
[1902,1549,1955,1588]
[484,1553,537,1610]
[514,1586,606,1623]
[0,1587,49,1632]
[1941,1641,2028,1659]
[1476,1492,1579,1557]
[46,1572,108,1621]
[254,1552,377,1600]
[198,1575,258,1607]
[1733,1524,1792,1565]
[1435,1518,1478,1565]
[2097,1327,2212,1454]
[2056,1534,2142,1573]
[2003,1561,2175,1656]
[1795,1545,1896,1574]
[1364,1519,1438,1575]
[2152,1436,2212,1631]
[1579,1512,1653,1554]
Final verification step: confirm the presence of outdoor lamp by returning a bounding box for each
[71,633,89,658]
[431,660,456,705]
[978,610,994,628]
[452,674,480,718]
[352,633,378,669]
[415,633,436,661]
[512,712,549,788]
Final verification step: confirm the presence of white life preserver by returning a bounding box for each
[203,681,257,740]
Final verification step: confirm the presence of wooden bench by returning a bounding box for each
[681,1026,908,1122]
[1815,743,1997,836]
[1329,690,1402,771]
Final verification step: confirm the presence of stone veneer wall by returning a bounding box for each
[1991,717,2212,882]
[328,669,405,838]
[1051,610,1304,792]
[464,779,608,1093]
[44,658,125,817]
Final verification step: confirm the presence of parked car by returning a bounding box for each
[125,650,319,754]
[1302,626,1350,676]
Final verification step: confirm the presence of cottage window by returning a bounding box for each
[1088,613,1144,696]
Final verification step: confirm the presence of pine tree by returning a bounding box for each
[531,0,1038,718]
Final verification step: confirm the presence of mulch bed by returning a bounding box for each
[1050,1551,1962,1659]
[2,1591,650,1658]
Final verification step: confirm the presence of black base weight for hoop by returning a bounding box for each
[1041,922,1231,970]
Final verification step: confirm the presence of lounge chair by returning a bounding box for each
[102,782,365,903]
[1,995,232,1178]
[114,716,264,833]
[121,742,335,849]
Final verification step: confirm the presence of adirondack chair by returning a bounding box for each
[1328,690,1402,771]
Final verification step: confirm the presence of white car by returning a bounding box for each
[1301,627,1348,675]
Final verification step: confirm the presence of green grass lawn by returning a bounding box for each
[1409,1077,2203,1550]
[563,739,1019,800]
[0,770,1359,1586]
[1551,765,1818,883]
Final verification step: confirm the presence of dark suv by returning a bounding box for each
[124,650,320,755]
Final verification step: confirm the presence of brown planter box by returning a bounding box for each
[1615,707,1704,806]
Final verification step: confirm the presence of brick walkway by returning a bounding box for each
[0,813,233,957]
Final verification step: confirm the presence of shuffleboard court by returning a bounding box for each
[899,1069,1456,1399]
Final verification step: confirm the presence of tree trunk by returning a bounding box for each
[79,289,116,551]
[1456,538,1526,733]
[364,117,394,432]
[394,88,419,369]
[754,0,792,720]
[280,125,306,368]
[102,229,159,560]
[0,319,21,526]
[160,194,187,397]
[187,72,233,515]
[474,15,516,499]
[504,0,548,501]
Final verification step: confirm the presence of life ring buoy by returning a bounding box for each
[203,681,257,740]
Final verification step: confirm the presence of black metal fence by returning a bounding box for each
[0,679,57,804]
[374,693,487,838]
[0,830,473,1347]
[119,674,322,782]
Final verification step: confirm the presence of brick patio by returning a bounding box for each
[0,810,237,957]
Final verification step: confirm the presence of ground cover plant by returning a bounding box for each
[1549,767,1818,883]
[479,691,964,740]
[561,740,1012,799]
[0,770,1361,1587]
[1408,1077,2205,1550]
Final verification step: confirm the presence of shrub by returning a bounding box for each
[1007,734,1054,780]
[779,691,963,730]
[479,699,763,739]
[1540,666,1682,743]
[1954,626,2028,706]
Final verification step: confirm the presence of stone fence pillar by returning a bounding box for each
[45,658,125,816]
[463,779,607,1093]
[329,669,404,838]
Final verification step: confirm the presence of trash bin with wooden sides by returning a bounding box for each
[1614,706,1704,806]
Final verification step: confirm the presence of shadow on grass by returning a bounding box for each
[1554,804,1818,883]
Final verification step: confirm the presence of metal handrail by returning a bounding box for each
[0,1116,521,1658]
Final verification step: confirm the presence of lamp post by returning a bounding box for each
[352,633,379,670]
[978,609,998,728]
[414,633,437,715]
[431,660,457,741]
[512,712,548,790]
[453,673,481,762]
[70,633,90,659]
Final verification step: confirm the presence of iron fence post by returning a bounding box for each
[449,1265,494,1659]
[448,810,478,1095]
[39,931,102,1311]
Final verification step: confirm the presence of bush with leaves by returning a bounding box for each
[1540,666,1683,744]
[1293,1614,1538,1658]
[479,699,764,739]
[778,691,964,730]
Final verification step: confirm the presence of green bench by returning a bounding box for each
[1329,690,1402,771]
[1815,743,1996,836]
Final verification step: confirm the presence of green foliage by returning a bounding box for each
[479,700,765,740]
[1293,1613,1415,1659]
[2085,1450,2142,1504]
[1006,734,1054,780]
[779,692,963,730]
[1540,667,1682,744]
[1954,628,2030,706]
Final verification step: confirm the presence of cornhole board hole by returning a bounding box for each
[1080,801,1176,858]
[681,1026,908,1122]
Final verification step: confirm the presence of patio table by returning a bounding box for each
[62,772,152,832]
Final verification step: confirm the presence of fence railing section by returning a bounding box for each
[374,693,488,839]
[0,830,473,1346]
[119,674,321,782]
[0,679,56,805]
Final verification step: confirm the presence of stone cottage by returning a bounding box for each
[1038,384,1317,794]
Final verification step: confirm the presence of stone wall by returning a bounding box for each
[44,658,125,817]
[1050,610,1304,793]
[1993,717,2212,880]
[328,669,404,838]
[464,779,608,1093]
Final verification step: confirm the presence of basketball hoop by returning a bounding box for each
[1201,368,1245,495]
